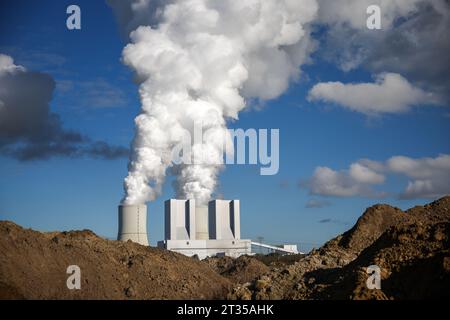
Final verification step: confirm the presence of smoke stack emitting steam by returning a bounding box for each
[109,0,318,205]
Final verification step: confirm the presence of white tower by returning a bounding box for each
[209,200,241,240]
[195,205,209,240]
[158,199,251,259]
[164,199,195,240]
[117,204,149,246]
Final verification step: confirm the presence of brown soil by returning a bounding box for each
[227,196,450,300]
[0,222,231,299]
[1,196,449,300]
[204,255,270,284]
[252,253,306,268]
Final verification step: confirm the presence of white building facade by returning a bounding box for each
[157,199,251,259]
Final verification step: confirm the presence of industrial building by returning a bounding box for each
[117,199,299,258]
[157,199,251,259]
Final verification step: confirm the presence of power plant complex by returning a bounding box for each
[158,199,251,259]
[118,199,298,258]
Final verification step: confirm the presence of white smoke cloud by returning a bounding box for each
[109,0,318,205]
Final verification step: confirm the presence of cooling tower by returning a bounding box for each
[117,204,149,246]
[195,206,209,240]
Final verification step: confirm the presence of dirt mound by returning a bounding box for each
[252,253,306,268]
[313,221,450,299]
[228,196,450,300]
[2,196,449,300]
[204,255,270,284]
[0,221,231,299]
[407,196,450,224]
[338,204,409,253]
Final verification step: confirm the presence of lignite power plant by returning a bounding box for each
[118,200,299,259]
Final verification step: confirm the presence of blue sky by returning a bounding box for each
[1,0,449,252]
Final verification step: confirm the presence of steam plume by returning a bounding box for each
[109,0,318,205]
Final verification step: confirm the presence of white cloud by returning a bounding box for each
[0,54,25,75]
[308,162,385,197]
[387,155,450,199]
[349,162,385,184]
[308,73,436,114]
[316,0,450,102]
[306,155,450,200]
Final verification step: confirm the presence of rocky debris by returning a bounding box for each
[310,221,450,300]
[338,204,409,253]
[204,255,270,284]
[228,196,450,300]
[407,196,450,224]
[1,196,449,300]
[0,221,231,299]
[252,253,306,268]
[226,284,253,300]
